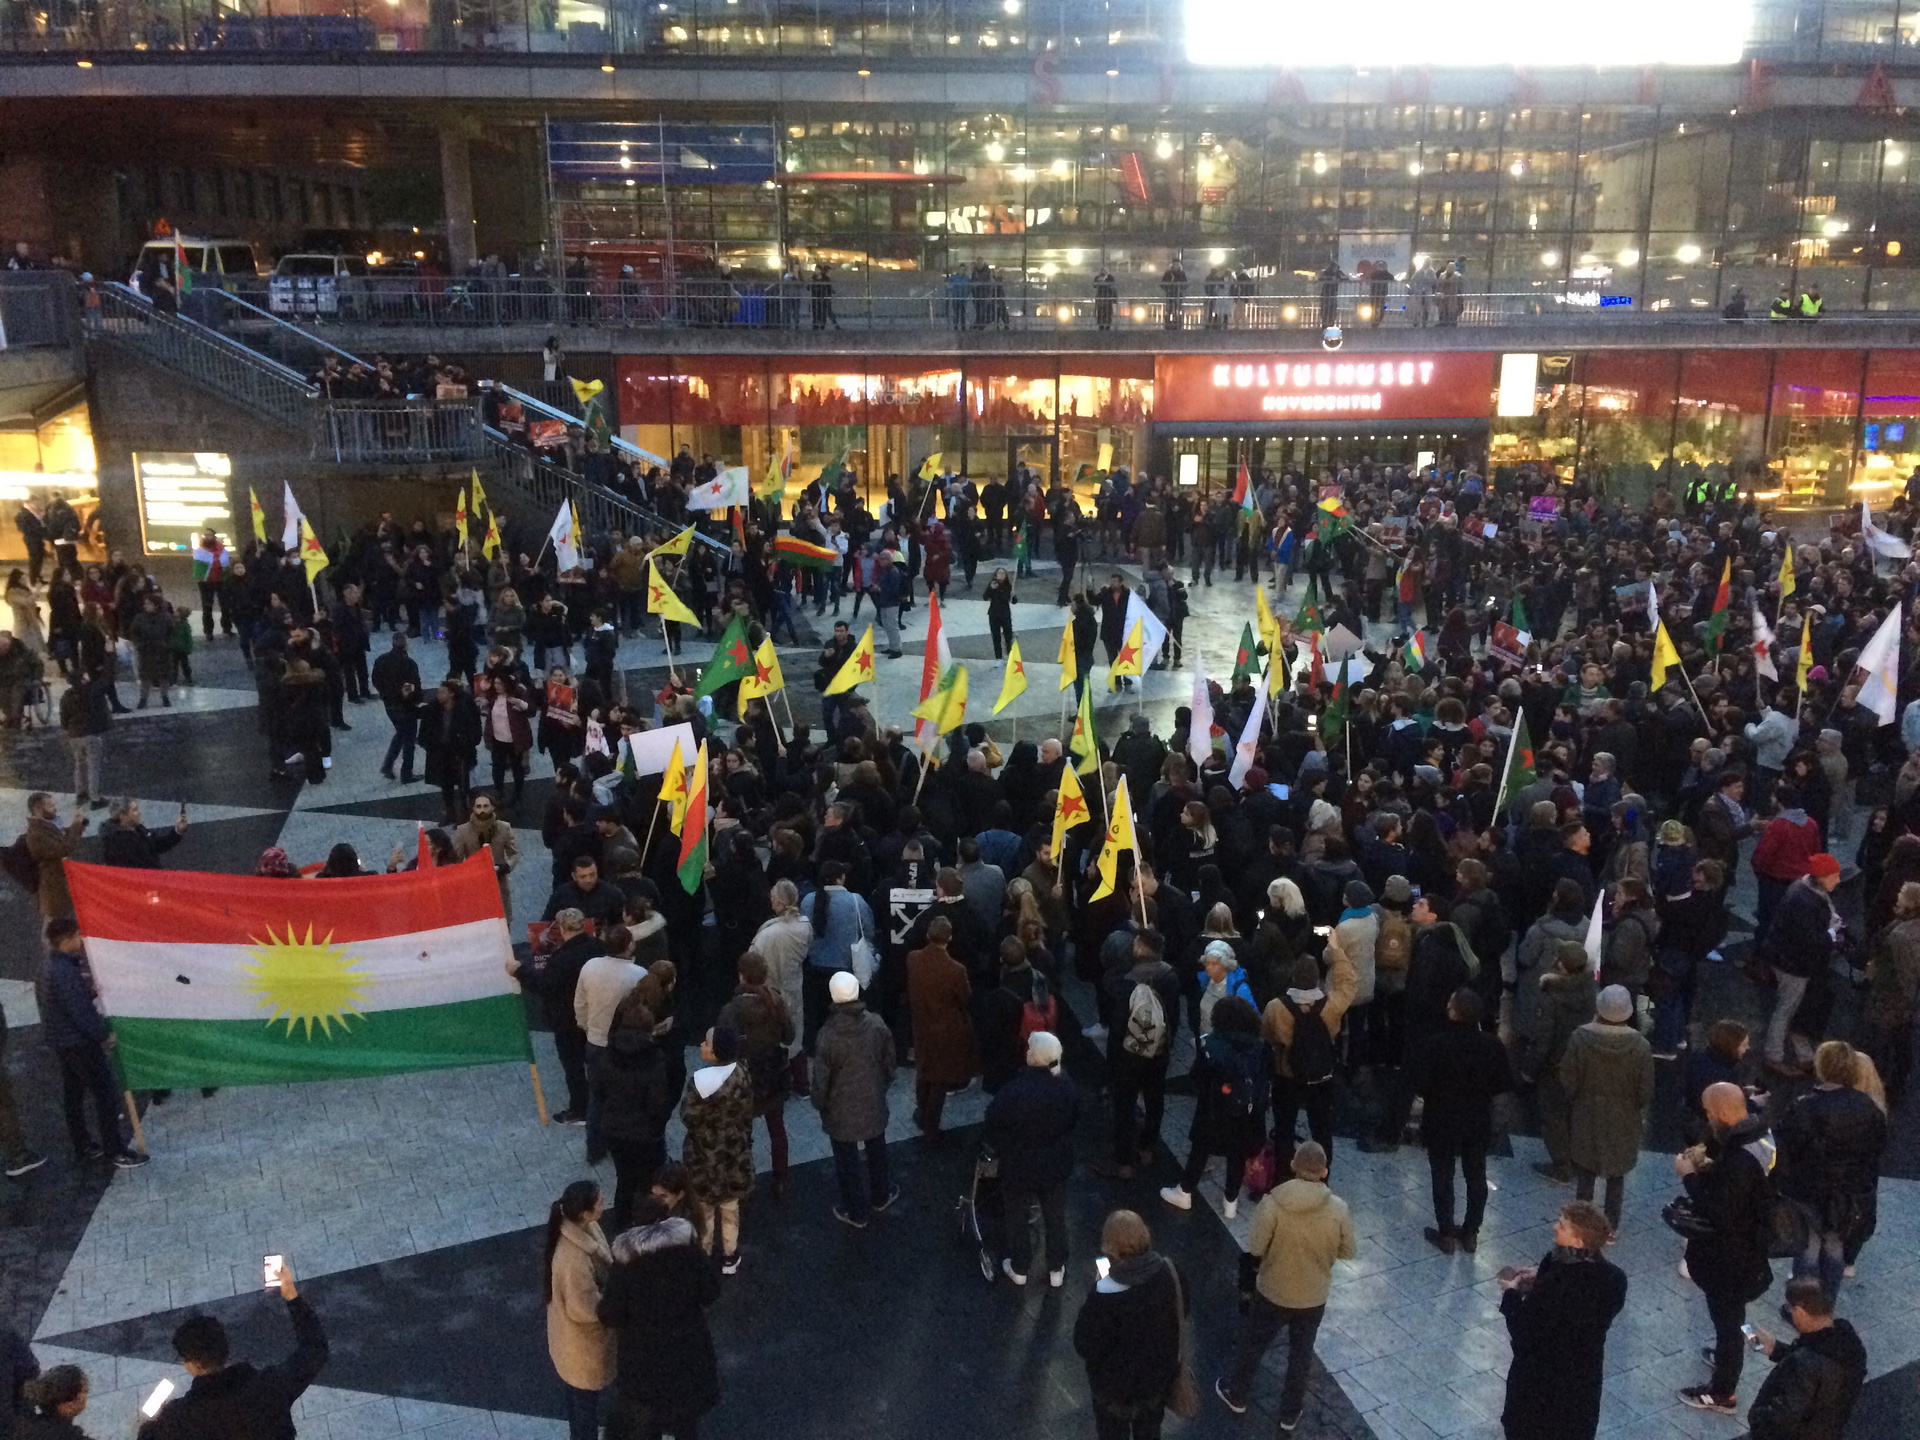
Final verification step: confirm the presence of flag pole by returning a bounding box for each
[640,796,663,866]
[1493,715,1522,818]
[776,688,798,742]
[528,1062,550,1125]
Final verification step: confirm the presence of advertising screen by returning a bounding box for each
[1185,0,1753,68]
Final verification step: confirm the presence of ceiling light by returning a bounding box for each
[1675,243,1702,263]
[1617,247,1640,265]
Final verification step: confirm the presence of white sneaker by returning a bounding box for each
[1844,1264,1857,1279]
[1159,1185,1193,1211]
[1049,1268,1065,1288]
[1001,1257,1027,1286]
[1222,1198,1238,1220]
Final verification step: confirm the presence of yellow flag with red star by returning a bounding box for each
[1057,616,1078,692]
[646,557,699,625]
[738,637,786,716]
[1107,617,1146,690]
[823,626,876,696]
[993,641,1028,715]
[1050,760,1090,860]
[657,738,690,835]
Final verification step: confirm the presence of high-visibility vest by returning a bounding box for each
[1799,293,1824,317]
[1769,297,1794,320]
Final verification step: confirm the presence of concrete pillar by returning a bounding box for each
[440,129,477,273]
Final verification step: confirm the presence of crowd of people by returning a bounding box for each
[5,443,1918,1440]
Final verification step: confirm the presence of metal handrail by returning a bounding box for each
[482,427,669,543]
[494,383,667,470]
[202,286,375,369]
[94,282,316,433]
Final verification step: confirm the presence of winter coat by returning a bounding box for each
[1765,876,1836,979]
[1866,913,1920,1029]
[1746,1319,1867,1440]
[598,1219,721,1425]
[905,943,975,1088]
[810,1000,897,1141]
[1410,1020,1512,1146]
[1245,1178,1355,1309]
[593,1029,674,1145]
[751,910,812,1057]
[1404,923,1477,1042]
[1774,1084,1887,1225]
[1332,908,1379,1005]
[1558,1021,1655,1177]
[1682,1113,1777,1300]
[1186,1027,1268,1157]
[24,816,83,920]
[137,1297,328,1440]
[1514,911,1585,1038]
[1601,906,1659,990]
[1072,1255,1184,1410]
[679,1063,755,1202]
[40,949,109,1052]
[1261,937,1358,1073]
[418,696,481,789]
[1500,1248,1628,1440]
[101,822,182,870]
[983,1063,1080,1190]
[546,1219,614,1391]
[714,984,794,1111]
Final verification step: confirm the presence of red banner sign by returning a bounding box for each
[1155,353,1498,424]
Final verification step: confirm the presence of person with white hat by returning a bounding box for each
[983,1031,1081,1287]
[810,970,898,1229]
[1558,983,1655,1231]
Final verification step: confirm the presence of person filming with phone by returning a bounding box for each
[138,1256,328,1440]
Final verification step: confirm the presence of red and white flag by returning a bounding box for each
[915,589,953,752]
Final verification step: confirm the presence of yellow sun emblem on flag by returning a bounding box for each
[242,924,372,1039]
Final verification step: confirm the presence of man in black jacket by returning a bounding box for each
[1498,1199,1627,1440]
[508,907,604,1125]
[1411,989,1512,1253]
[1761,854,1839,1075]
[100,798,187,869]
[140,1258,327,1440]
[371,632,422,783]
[1678,1082,1778,1416]
[1743,1275,1866,1440]
[983,1030,1080,1287]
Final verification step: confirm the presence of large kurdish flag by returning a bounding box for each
[68,855,530,1089]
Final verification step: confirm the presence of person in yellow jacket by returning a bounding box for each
[1768,288,1796,320]
[1798,284,1824,319]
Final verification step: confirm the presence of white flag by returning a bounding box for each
[281,481,304,552]
[1228,662,1272,789]
[1646,579,1661,633]
[686,466,751,511]
[548,498,580,572]
[1188,651,1214,775]
[1862,501,1913,560]
[1856,603,1903,724]
[1750,607,1777,681]
[1583,887,1605,970]
[1122,589,1170,673]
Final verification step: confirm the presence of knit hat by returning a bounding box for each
[1246,767,1270,790]
[1308,798,1341,834]
[255,846,296,879]
[1382,875,1413,905]
[828,971,861,1003]
[1596,985,1634,1024]
[1343,880,1375,909]
[1806,852,1842,879]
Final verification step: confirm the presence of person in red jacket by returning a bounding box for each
[1751,790,1821,944]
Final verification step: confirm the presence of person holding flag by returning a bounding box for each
[646,555,701,668]
[1108,617,1147,692]
[675,740,712,893]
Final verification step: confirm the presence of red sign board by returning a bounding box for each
[1155,353,1498,424]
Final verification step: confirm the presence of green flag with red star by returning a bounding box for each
[693,614,755,699]
[1232,623,1261,682]
[1702,558,1732,652]
[1495,710,1537,816]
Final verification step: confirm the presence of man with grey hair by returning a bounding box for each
[99,797,187,869]
[753,880,813,1073]
[983,1029,1080,1287]
[506,906,602,1125]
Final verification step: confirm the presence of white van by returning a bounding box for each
[269,253,371,318]
[130,234,264,295]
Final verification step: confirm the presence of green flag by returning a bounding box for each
[1232,623,1261,682]
[1294,574,1324,636]
[1069,680,1100,775]
[1511,594,1532,637]
[693,615,756,699]
[1321,657,1353,743]
[1496,710,1538,815]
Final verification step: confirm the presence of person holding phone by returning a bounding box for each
[1497,1200,1626,1440]
[138,1257,327,1439]
[1071,1209,1187,1440]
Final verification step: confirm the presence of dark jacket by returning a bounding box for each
[1774,1084,1888,1222]
[520,932,603,1036]
[1186,1027,1268,1156]
[1764,876,1835,979]
[979,964,1040,1092]
[1404,924,1475,1040]
[1072,1255,1186,1409]
[138,1296,328,1440]
[1410,1020,1512,1145]
[543,878,627,931]
[1682,1113,1776,1300]
[983,1063,1080,1190]
[1500,1248,1628,1440]
[1746,1319,1866,1440]
[598,1218,721,1425]
[810,1000,896,1142]
[40,950,109,1052]
[592,1028,674,1144]
[101,822,183,869]
[0,1321,36,1440]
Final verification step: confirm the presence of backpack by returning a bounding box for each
[1210,1035,1272,1120]
[1279,993,1336,1084]
[1375,911,1413,973]
[1018,971,1058,1044]
[1122,978,1169,1058]
[1,834,39,895]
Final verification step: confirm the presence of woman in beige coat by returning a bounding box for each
[545,1179,615,1440]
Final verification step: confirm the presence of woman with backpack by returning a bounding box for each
[905,915,974,1134]
[1264,940,1358,1176]
[1161,995,1268,1219]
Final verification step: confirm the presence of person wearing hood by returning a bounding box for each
[1332,880,1380,1068]
[593,999,675,1233]
[1760,850,1841,1076]
[811,970,899,1227]
[1742,1275,1867,1440]
[1213,1141,1353,1428]
[1266,942,1356,1174]
[544,1180,614,1440]
[1527,940,1600,1183]
[1676,1082,1784,1416]
[1497,1199,1627,1440]
[1160,995,1267,1218]
[984,1030,1080,1286]
[597,1197,721,1440]
[1513,878,1589,1045]
[1559,984,1654,1231]
[1410,989,1512,1254]
[679,1025,756,1275]
[1072,1209,1187,1440]
[716,952,796,1198]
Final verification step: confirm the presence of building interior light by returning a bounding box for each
[1051,157,1071,176]
[1106,67,1119,77]
[1675,243,1702,263]
[1617,248,1640,265]
[1407,161,1422,176]
[1066,249,1084,264]
[1156,137,1175,160]
[985,141,1006,162]
[1003,0,1021,11]
[1509,160,1525,177]
[1311,152,1328,175]
[1540,250,1559,267]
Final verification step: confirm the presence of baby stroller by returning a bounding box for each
[955,1143,1004,1283]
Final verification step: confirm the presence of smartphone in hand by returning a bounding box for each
[141,1379,175,1417]
[1094,1257,1110,1280]
[263,1254,285,1291]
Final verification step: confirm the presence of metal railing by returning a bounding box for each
[0,272,81,349]
[483,428,689,550]
[319,397,488,464]
[225,273,1920,338]
[93,281,317,432]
